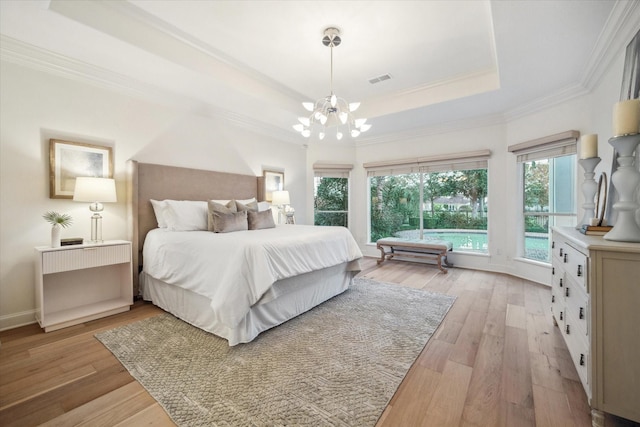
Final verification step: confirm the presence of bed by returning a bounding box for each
[127,161,362,345]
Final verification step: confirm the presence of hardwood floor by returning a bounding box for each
[1,258,637,426]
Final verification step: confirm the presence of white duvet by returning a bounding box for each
[142,225,362,328]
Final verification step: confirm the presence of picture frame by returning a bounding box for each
[49,139,113,199]
[263,170,284,202]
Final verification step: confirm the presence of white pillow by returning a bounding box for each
[257,201,270,212]
[164,200,208,231]
[150,199,169,228]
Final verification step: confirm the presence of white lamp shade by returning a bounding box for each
[271,190,290,206]
[73,177,117,202]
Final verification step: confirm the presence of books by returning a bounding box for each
[579,225,613,236]
[61,237,84,246]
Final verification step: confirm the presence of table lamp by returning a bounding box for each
[73,177,117,243]
[271,190,290,224]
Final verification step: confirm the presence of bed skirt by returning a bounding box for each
[140,260,360,345]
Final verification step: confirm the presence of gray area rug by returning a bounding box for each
[96,277,455,426]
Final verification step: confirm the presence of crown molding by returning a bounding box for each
[355,112,506,147]
[0,35,301,145]
[581,0,640,91]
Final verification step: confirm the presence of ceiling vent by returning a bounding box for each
[368,74,392,84]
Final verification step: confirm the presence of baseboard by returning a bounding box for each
[0,309,37,331]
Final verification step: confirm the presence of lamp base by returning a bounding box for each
[90,212,103,243]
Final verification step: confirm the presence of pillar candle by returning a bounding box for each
[580,134,598,159]
[613,99,640,136]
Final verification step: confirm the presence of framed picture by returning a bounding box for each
[49,139,113,199]
[263,170,284,202]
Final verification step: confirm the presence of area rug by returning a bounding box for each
[95,278,455,426]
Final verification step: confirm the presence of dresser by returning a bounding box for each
[551,227,640,426]
[34,240,133,332]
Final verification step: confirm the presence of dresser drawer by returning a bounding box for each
[564,280,588,338]
[564,308,589,388]
[41,244,131,274]
[563,243,587,291]
[564,322,589,393]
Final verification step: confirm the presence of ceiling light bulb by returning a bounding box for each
[330,94,337,107]
[314,111,322,120]
[336,131,343,140]
[339,112,348,124]
[298,117,310,126]
[351,129,361,137]
[292,124,304,132]
[349,102,360,112]
[320,114,328,125]
[319,131,325,140]
[359,124,372,132]
[302,102,315,112]
[301,129,311,138]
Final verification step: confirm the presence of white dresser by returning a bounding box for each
[34,240,133,332]
[551,227,640,426]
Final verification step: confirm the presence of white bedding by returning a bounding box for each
[143,225,362,330]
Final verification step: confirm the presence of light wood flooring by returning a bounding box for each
[1,258,638,426]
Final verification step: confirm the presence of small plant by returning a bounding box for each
[43,211,73,228]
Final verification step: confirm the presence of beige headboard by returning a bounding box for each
[127,160,259,295]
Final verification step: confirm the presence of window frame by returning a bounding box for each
[313,163,352,229]
[364,150,491,252]
[509,130,579,263]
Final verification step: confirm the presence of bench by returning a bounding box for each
[376,237,453,273]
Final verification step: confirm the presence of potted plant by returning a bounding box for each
[43,211,73,248]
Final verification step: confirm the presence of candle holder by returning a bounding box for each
[603,133,640,242]
[578,157,601,228]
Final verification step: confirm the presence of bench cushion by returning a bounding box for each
[376,237,453,252]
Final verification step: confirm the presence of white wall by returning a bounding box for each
[0,61,306,329]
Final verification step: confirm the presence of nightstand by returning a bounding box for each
[34,240,133,332]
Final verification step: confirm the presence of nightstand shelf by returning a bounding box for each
[35,240,133,332]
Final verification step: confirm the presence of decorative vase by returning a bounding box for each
[51,224,61,248]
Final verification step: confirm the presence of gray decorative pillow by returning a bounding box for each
[248,209,276,230]
[235,200,259,212]
[208,200,237,231]
[212,210,248,233]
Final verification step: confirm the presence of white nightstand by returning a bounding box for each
[34,240,133,332]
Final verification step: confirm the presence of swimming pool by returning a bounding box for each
[394,230,550,261]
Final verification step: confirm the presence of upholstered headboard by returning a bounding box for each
[127,160,259,295]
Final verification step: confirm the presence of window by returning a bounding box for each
[510,131,578,262]
[365,150,490,253]
[313,164,352,228]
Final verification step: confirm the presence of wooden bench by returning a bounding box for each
[376,237,453,273]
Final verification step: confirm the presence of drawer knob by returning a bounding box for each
[577,265,582,277]
[565,324,570,335]
[559,248,563,257]
[579,307,584,319]
[580,353,585,366]
[563,253,568,263]
[559,278,563,287]
[560,311,563,320]
[552,267,555,276]
[565,287,570,297]
[552,241,555,249]
[552,295,555,303]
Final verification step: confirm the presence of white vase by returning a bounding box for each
[51,225,61,248]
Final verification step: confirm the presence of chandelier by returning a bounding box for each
[292,27,371,140]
